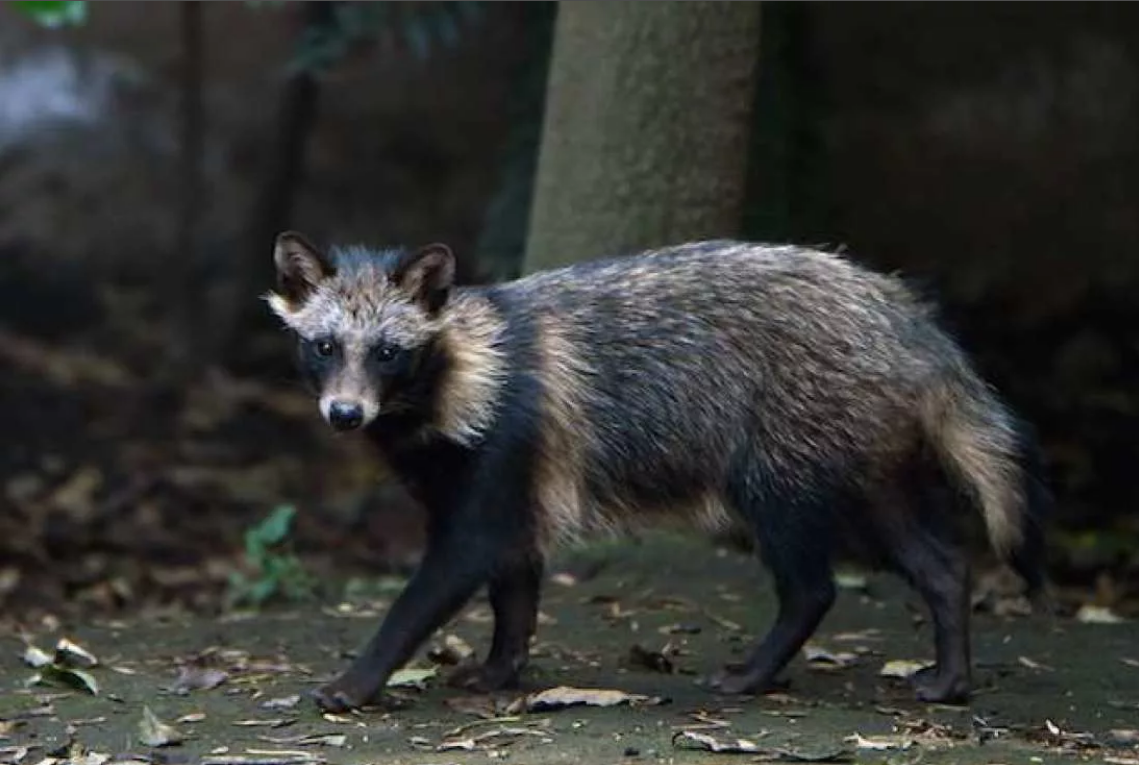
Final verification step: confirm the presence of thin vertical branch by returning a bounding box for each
[210,0,335,369]
[163,0,205,385]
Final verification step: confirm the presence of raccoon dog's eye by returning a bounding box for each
[374,344,398,362]
[314,339,335,358]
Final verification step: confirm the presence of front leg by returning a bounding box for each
[449,556,543,692]
[313,527,498,712]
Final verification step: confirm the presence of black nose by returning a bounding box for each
[328,401,364,431]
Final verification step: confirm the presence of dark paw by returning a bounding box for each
[311,677,377,713]
[912,665,970,705]
[447,661,521,693]
[707,665,787,696]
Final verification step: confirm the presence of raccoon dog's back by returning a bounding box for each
[496,241,1026,560]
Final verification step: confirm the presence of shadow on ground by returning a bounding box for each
[3,534,1137,764]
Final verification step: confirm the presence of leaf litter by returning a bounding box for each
[627,643,678,674]
[21,637,101,695]
[802,643,860,671]
[1076,604,1127,624]
[257,733,348,749]
[879,659,934,679]
[386,666,438,689]
[436,722,554,753]
[524,685,666,712]
[168,664,230,694]
[673,730,855,762]
[426,633,474,666]
[137,705,184,747]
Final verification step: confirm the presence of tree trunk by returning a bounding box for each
[523,1,762,273]
[161,0,204,386]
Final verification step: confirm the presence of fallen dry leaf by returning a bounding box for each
[0,746,30,763]
[525,685,663,712]
[437,725,551,752]
[443,695,501,719]
[831,629,883,643]
[259,734,347,748]
[844,733,913,751]
[442,715,530,740]
[773,746,856,762]
[66,752,111,765]
[28,664,99,695]
[1076,604,1126,624]
[178,713,207,724]
[879,659,933,679]
[628,643,675,674]
[23,638,102,695]
[408,735,434,750]
[658,622,702,635]
[685,711,731,729]
[138,706,184,747]
[169,665,229,694]
[672,730,767,753]
[233,719,293,729]
[803,644,859,670]
[1017,655,1054,671]
[387,666,437,689]
[12,703,55,719]
[54,638,98,668]
[833,571,869,591]
[260,695,301,711]
[1037,718,1098,749]
[199,754,324,765]
[46,467,103,521]
[22,645,53,668]
[428,634,474,666]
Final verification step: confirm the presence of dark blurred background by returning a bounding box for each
[0,1,1136,623]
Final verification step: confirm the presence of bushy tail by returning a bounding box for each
[921,375,1051,598]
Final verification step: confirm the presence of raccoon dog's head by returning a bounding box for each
[266,231,455,433]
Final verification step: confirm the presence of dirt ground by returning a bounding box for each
[3,533,1137,765]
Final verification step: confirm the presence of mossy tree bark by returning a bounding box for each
[523,1,762,273]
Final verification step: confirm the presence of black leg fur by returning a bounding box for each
[878,474,973,704]
[312,523,499,712]
[449,556,544,692]
[1009,423,1052,604]
[714,462,838,695]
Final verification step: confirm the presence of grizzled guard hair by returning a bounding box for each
[267,232,1050,713]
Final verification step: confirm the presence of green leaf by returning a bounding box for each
[9,1,87,28]
[250,504,297,547]
[248,576,278,606]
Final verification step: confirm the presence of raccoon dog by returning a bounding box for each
[267,232,1049,713]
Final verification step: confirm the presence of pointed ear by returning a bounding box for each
[392,243,456,314]
[272,231,332,308]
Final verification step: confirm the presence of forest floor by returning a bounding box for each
[3,533,1138,765]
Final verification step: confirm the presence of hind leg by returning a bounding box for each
[714,472,837,695]
[884,482,972,704]
[449,556,543,692]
